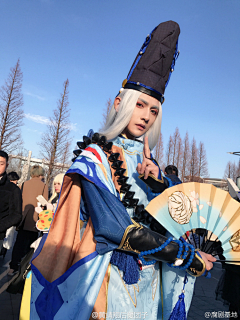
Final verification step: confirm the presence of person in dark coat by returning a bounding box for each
[0,150,22,251]
[8,165,48,275]
[164,164,182,186]
[7,171,20,185]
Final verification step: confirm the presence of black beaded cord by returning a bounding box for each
[72,133,165,234]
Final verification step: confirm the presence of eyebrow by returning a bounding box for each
[139,98,159,110]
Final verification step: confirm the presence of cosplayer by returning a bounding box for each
[27,21,215,320]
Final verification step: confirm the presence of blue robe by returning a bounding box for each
[30,136,195,320]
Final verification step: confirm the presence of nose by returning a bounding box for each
[141,108,150,123]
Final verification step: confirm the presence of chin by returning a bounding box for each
[134,131,146,139]
[129,129,145,138]
[124,128,146,140]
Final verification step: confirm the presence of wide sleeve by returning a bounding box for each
[80,177,132,254]
[67,143,133,254]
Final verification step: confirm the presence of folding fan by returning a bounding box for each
[145,182,240,265]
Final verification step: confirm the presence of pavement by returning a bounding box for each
[187,263,229,320]
[0,234,230,320]
[0,239,22,320]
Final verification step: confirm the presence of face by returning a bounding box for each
[11,180,18,185]
[54,182,61,193]
[0,156,8,176]
[121,93,159,139]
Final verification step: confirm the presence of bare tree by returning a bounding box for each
[171,127,181,166]
[181,132,190,182]
[153,132,164,169]
[0,59,24,152]
[189,137,199,181]
[100,98,112,130]
[231,162,237,182]
[59,140,71,172]
[39,79,71,183]
[7,146,28,177]
[165,135,173,166]
[237,159,240,178]
[175,136,182,171]
[227,160,240,181]
[198,142,209,178]
[223,161,240,181]
[224,161,233,180]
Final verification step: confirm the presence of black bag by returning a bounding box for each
[7,248,34,294]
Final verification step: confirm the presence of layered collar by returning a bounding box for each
[113,135,144,153]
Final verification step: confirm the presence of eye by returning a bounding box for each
[151,109,158,116]
[136,102,143,108]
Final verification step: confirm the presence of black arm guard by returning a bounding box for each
[118,221,206,277]
[138,173,169,193]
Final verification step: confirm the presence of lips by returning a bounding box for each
[136,124,145,130]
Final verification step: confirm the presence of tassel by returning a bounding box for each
[110,250,139,285]
[168,273,188,320]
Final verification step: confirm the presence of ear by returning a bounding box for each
[114,96,121,112]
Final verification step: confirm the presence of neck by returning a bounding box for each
[120,133,143,145]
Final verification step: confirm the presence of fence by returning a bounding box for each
[9,151,70,185]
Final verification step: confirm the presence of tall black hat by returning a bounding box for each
[121,21,180,104]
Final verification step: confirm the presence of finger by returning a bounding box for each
[140,158,154,175]
[199,252,215,270]
[143,136,151,159]
[140,160,148,175]
[136,163,142,174]
[205,253,217,262]
[144,164,158,179]
[205,261,213,271]
[200,251,217,262]
[144,166,152,179]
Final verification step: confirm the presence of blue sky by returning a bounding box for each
[0,0,239,178]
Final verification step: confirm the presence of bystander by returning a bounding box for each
[0,151,22,252]
[8,165,48,275]
[164,164,182,186]
[7,171,20,185]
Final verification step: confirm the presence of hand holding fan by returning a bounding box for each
[146,182,240,264]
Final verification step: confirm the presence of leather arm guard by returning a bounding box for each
[118,221,206,277]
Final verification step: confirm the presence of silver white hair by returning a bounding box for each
[99,88,162,150]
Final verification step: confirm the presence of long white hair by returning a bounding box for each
[99,88,162,150]
[49,173,65,202]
